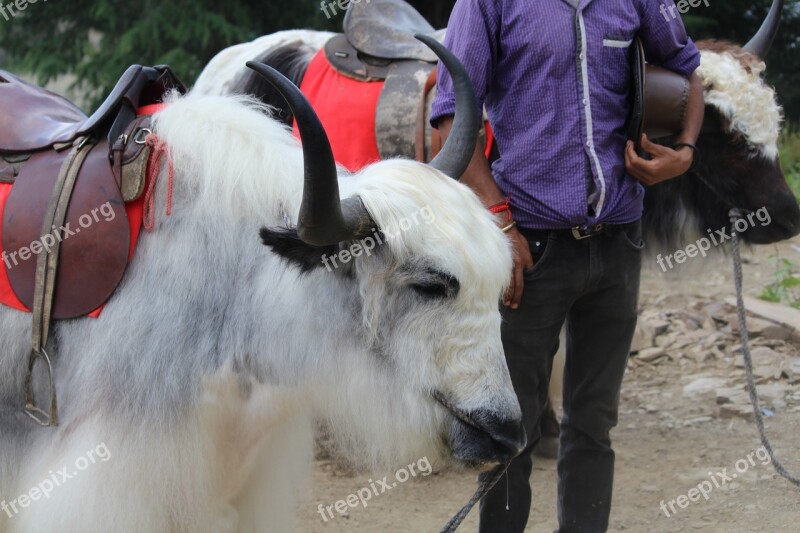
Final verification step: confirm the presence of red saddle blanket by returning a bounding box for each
[296,50,495,172]
[0,104,163,317]
[295,50,384,172]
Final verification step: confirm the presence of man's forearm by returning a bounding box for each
[676,73,704,146]
[437,116,506,207]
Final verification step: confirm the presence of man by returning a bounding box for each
[431,1,704,531]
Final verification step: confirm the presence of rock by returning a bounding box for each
[630,321,654,353]
[730,316,792,340]
[683,416,714,427]
[683,376,728,398]
[716,386,749,405]
[750,382,788,403]
[733,346,785,380]
[705,301,732,324]
[637,347,669,363]
[784,358,800,384]
[649,319,671,336]
[719,403,755,421]
[655,334,675,349]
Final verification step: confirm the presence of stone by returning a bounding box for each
[716,386,749,405]
[730,316,792,340]
[630,320,655,353]
[719,403,755,421]
[682,416,714,427]
[637,347,669,363]
[683,376,728,398]
[753,382,789,403]
[649,319,671,336]
[784,358,800,384]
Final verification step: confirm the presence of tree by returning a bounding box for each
[0,0,796,121]
[412,0,799,122]
[682,0,800,123]
[0,0,336,108]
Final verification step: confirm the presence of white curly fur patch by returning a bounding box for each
[697,50,782,160]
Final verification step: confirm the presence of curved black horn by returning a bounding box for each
[743,0,783,59]
[246,62,375,246]
[415,34,481,180]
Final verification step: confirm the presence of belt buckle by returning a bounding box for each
[571,224,604,240]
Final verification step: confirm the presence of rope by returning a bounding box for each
[729,208,800,487]
[439,462,509,533]
[432,390,513,532]
[142,133,175,231]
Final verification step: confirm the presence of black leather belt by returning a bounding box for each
[519,222,637,242]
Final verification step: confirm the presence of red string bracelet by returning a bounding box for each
[488,197,511,214]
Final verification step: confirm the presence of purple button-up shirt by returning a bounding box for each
[431,0,700,230]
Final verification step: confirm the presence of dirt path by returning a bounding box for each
[297,237,800,532]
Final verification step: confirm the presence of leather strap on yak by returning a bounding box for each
[25,136,94,426]
[415,68,442,163]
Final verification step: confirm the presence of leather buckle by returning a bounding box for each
[571,224,604,240]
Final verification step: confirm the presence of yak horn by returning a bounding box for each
[415,34,481,180]
[246,62,375,246]
[743,0,783,59]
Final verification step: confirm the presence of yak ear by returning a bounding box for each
[260,227,339,273]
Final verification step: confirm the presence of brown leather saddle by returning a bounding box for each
[0,65,185,425]
[1,65,185,318]
[629,37,691,152]
[323,0,448,162]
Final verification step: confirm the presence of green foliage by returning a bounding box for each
[780,124,800,200]
[0,0,798,121]
[681,0,800,123]
[0,0,336,108]
[760,255,800,308]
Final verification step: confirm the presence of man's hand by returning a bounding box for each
[625,134,693,185]
[438,115,534,308]
[503,227,534,309]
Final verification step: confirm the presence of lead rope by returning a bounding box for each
[432,391,513,532]
[439,462,509,533]
[729,208,800,487]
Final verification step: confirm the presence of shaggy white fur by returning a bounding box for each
[697,50,783,160]
[193,30,332,97]
[0,92,520,532]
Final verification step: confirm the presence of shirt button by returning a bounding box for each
[579,52,585,60]
[587,140,593,147]
[582,99,588,106]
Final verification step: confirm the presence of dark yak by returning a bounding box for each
[195,0,800,251]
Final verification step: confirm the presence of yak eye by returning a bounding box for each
[411,281,450,298]
[410,270,460,299]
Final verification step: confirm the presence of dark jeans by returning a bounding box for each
[479,221,643,533]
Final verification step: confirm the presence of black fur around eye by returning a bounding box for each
[410,271,460,299]
[411,282,450,298]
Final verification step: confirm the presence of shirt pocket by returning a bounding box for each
[600,34,633,95]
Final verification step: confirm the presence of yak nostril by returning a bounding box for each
[471,410,528,455]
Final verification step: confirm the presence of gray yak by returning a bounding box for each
[0,39,525,531]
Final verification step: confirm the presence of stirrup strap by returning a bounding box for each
[415,67,441,164]
[25,135,94,427]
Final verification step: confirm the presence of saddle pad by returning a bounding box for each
[0,173,145,318]
[0,102,158,318]
[296,50,383,172]
[2,142,131,319]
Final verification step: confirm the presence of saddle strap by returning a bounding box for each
[25,136,93,426]
[415,67,442,163]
